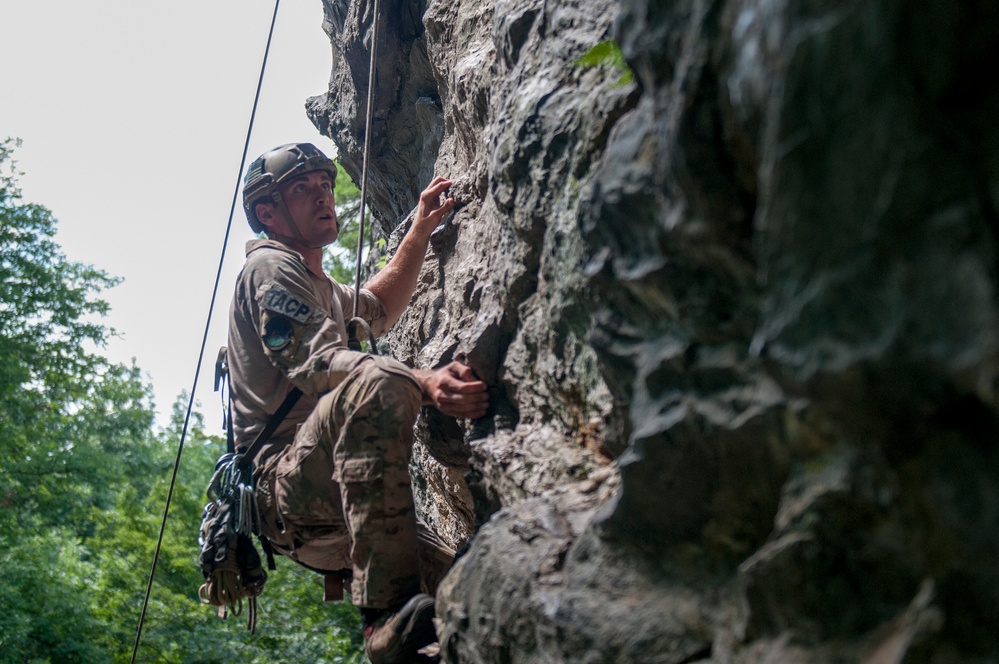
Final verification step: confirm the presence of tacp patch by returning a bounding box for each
[260,286,316,324]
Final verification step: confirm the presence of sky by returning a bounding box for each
[1,0,338,434]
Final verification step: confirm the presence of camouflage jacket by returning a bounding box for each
[226,239,388,464]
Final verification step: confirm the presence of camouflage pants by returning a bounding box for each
[262,355,450,609]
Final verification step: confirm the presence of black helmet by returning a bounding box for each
[243,143,338,232]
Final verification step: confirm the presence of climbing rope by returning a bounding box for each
[346,0,382,354]
[129,0,283,661]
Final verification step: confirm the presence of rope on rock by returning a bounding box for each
[346,0,382,355]
[129,0,283,660]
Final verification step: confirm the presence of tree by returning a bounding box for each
[108,397,365,663]
[0,140,365,662]
[0,138,160,662]
[323,160,380,285]
[0,139,159,533]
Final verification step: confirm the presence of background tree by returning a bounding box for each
[0,137,159,661]
[98,398,365,663]
[0,139,364,663]
[322,160,388,285]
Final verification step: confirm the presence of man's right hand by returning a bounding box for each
[413,361,489,419]
[411,177,455,240]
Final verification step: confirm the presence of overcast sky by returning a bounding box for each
[1,0,337,434]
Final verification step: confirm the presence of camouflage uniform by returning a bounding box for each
[228,239,441,608]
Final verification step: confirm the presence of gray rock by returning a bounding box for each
[311,0,999,660]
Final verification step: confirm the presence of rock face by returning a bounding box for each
[307,0,999,661]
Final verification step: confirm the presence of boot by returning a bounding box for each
[364,594,437,664]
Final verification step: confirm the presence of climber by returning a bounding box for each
[227,142,489,663]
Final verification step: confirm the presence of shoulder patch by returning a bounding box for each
[261,313,295,353]
[260,286,316,324]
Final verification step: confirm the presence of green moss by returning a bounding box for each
[575,39,635,86]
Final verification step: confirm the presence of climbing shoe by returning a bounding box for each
[364,593,437,664]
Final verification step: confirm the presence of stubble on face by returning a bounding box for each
[276,171,339,247]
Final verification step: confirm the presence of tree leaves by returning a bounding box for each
[0,140,365,663]
[323,159,370,285]
[0,138,142,532]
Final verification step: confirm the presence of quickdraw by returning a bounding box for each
[197,452,267,633]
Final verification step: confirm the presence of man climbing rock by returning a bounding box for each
[227,143,488,663]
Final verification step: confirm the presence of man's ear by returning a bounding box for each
[255,202,277,231]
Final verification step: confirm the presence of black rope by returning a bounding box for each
[128,1,282,661]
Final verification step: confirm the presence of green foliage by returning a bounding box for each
[0,139,156,533]
[0,140,365,663]
[323,160,388,286]
[575,39,635,86]
[0,529,106,662]
[375,237,388,271]
[323,160,362,285]
[0,137,159,662]
[120,399,365,664]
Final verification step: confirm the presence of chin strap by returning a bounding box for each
[269,191,326,250]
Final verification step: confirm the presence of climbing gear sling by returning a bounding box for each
[197,347,302,632]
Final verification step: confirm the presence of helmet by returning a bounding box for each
[242,143,338,232]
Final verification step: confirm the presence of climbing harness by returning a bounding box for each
[129,0,283,661]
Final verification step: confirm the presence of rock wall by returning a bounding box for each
[307,0,999,661]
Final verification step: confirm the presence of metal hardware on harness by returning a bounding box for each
[346,316,379,354]
[197,351,303,633]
